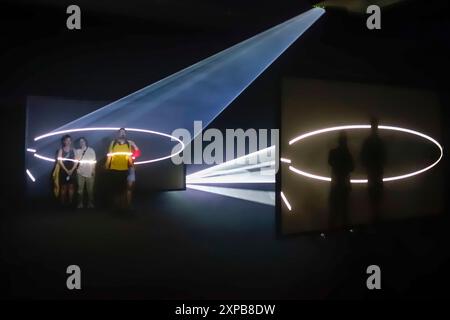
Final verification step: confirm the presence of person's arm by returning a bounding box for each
[71,149,80,174]
[105,141,114,169]
[129,140,139,151]
[91,148,96,176]
[74,149,81,161]
[129,140,141,158]
[68,150,77,175]
[57,149,69,173]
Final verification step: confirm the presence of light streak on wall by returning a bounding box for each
[187,184,275,206]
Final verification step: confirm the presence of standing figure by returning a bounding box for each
[361,117,386,223]
[105,128,139,210]
[75,137,96,209]
[57,134,76,207]
[328,131,354,229]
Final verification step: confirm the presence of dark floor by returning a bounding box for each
[1,189,449,299]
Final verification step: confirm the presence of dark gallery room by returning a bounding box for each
[0,0,449,311]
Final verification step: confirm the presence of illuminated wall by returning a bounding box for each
[25,96,185,198]
[280,78,444,235]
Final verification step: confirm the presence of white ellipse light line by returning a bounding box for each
[31,127,185,165]
[289,165,331,182]
[280,191,292,211]
[288,124,443,183]
[26,169,36,182]
[34,153,56,162]
[57,157,97,164]
[280,157,291,163]
[26,148,36,153]
[289,125,371,145]
[106,152,133,157]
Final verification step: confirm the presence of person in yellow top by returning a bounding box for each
[106,128,139,209]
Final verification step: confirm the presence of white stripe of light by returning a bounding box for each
[280,191,292,211]
[26,169,36,182]
[195,160,275,179]
[187,184,275,206]
[187,172,276,184]
[187,146,276,179]
[289,125,371,145]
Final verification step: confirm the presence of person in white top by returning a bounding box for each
[75,137,96,209]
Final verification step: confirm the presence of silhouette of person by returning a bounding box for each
[328,131,354,229]
[361,117,386,223]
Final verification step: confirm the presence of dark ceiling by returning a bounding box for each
[2,0,313,31]
[0,0,448,108]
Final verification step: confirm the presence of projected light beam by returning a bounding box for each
[186,146,276,184]
[26,8,324,185]
[187,171,276,184]
[187,184,275,206]
[35,8,325,144]
[186,147,276,205]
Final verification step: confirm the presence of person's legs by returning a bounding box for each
[110,171,119,208]
[77,174,86,208]
[68,183,75,205]
[86,176,95,208]
[342,189,350,227]
[60,185,67,205]
[336,191,345,228]
[368,182,382,223]
[328,187,338,230]
[126,168,135,209]
[126,181,134,208]
[120,171,128,209]
[110,170,126,210]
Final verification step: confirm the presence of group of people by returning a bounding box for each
[328,118,386,228]
[52,128,140,210]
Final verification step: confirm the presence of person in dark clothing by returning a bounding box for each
[57,134,77,206]
[328,131,354,229]
[361,117,386,223]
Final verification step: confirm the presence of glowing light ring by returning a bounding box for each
[26,169,36,182]
[280,191,292,211]
[34,153,98,164]
[31,127,185,165]
[288,125,443,183]
[106,152,133,156]
[56,157,97,164]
